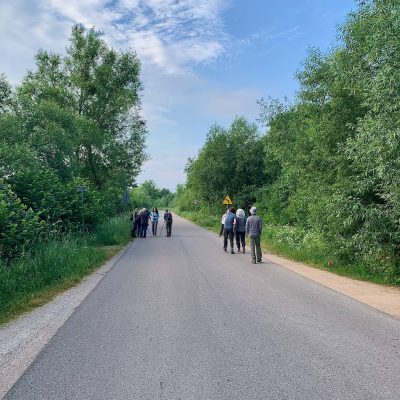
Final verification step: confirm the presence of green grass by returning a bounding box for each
[175,209,400,287]
[0,213,132,325]
[261,234,395,286]
[176,209,220,232]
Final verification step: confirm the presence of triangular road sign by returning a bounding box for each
[223,195,233,205]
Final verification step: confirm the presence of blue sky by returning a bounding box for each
[0,0,355,190]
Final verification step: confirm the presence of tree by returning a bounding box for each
[0,74,12,114]
[185,117,265,211]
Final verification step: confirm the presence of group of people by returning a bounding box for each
[220,206,262,264]
[130,208,173,238]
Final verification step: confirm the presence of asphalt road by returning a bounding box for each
[5,214,400,400]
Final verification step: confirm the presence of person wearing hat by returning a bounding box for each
[234,208,247,253]
[246,206,263,263]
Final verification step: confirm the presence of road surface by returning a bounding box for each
[5,214,400,399]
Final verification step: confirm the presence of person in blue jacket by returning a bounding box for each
[150,207,159,236]
[223,207,236,254]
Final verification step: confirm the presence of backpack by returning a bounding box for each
[166,212,172,222]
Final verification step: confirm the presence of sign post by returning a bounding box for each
[222,195,233,210]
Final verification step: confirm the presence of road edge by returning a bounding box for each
[0,242,131,400]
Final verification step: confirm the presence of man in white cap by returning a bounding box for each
[246,206,262,263]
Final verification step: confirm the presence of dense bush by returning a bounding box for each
[0,181,44,259]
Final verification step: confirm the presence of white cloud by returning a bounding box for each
[37,0,231,73]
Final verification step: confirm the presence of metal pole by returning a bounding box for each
[81,190,85,230]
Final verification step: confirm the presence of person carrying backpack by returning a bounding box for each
[150,207,159,236]
[164,209,173,237]
[234,208,247,253]
[246,206,263,263]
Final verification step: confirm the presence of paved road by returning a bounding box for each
[5,215,400,399]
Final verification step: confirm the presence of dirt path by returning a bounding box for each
[264,252,400,319]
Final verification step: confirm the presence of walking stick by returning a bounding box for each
[159,220,165,236]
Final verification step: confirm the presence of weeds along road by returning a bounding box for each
[5,214,400,400]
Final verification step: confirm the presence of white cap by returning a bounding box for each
[250,206,256,215]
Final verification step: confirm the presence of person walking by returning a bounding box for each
[130,209,139,238]
[223,207,236,254]
[219,211,227,237]
[246,206,263,263]
[234,208,247,253]
[164,209,173,237]
[150,207,159,236]
[139,208,150,238]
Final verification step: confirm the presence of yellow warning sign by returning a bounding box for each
[222,195,233,205]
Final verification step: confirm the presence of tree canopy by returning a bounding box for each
[0,25,147,260]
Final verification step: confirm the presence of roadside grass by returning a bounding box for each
[0,213,131,325]
[176,210,220,232]
[174,209,399,287]
[261,236,393,286]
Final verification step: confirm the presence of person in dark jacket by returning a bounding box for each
[246,206,263,263]
[234,208,247,253]
[223,207,236,254]
[139,208,150,238]
[130,209,139,237]
[164,209,173,237]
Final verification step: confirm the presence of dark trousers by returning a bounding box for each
[166,221,172,237]
[140,224,148,238]
[151,220,158,235]
[223,228,234,250]
[235,231,245,250]
[219,224,224,236]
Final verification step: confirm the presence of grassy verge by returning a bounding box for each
[174,209,399,287]
[0,213,131,325]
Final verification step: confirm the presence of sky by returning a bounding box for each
[0,0,355,190]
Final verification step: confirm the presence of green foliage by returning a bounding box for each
[255,0,400,282]
[93,213,131,246]
[0,24,147,262]
[0,73,12,113]
[0,181,44,259]
[183,117,265,212]
[130,180,174,210]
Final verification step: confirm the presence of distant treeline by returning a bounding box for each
[130,180,174,210]
[174,0,400,283]
[0,25,147,260]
